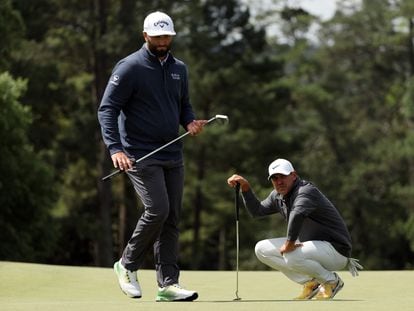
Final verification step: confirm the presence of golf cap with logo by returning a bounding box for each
[143,11,176,36]
[268,158,295,180]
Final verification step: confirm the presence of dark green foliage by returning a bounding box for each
[0,72,58,261]
[2,0,414,270]
[0,0,24,70]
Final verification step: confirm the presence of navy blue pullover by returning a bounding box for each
[98,44,195,160]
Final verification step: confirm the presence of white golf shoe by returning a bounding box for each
[156,284,198,302]
[113,260,142,298]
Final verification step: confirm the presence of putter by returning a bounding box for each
[234,182,242,301]
[102,114,229,181]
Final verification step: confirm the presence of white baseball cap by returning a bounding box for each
[268,158,295,180]
[143,11,176,36]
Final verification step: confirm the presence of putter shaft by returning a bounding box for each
[234,183,241,300]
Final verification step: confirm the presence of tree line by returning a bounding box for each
[1,0,414,270]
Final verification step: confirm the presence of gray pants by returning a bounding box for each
[122,158,184,287]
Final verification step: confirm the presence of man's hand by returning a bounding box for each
[111,152,133,171]
[187,120,208,136]
[227,174,250,192]
[280,240,303,255]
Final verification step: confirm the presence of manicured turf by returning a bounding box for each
[0,261,412,311]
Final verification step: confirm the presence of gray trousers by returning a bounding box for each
[122,158,184,287]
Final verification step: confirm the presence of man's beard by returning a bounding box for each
[147,42,171,58]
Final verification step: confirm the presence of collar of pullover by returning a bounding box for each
[280,178,302,202]
[143,43,174,65]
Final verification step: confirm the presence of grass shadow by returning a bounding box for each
[201,299,363,303]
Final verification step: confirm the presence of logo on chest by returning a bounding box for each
[171,73,181,80]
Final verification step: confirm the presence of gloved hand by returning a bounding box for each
[348,258,363,277]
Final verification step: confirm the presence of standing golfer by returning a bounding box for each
[227,158,362,300]
[98,11,206,301]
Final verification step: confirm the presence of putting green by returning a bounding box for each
[0,261,412,311]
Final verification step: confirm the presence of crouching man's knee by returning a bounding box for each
[255,240,267,260]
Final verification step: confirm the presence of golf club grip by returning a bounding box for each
[235,182,240,221]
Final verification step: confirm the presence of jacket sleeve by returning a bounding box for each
[241,189,281,217]
[97,60,134,155]
[286,192,317,241]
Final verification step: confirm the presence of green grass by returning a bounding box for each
[1,261,412,311]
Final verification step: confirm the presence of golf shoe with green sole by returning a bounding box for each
[156,284,198,302]
[113,260,142,298]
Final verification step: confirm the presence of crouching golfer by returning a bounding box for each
[227,158,362,300]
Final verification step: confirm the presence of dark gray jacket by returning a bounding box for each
[242,178,352,257]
